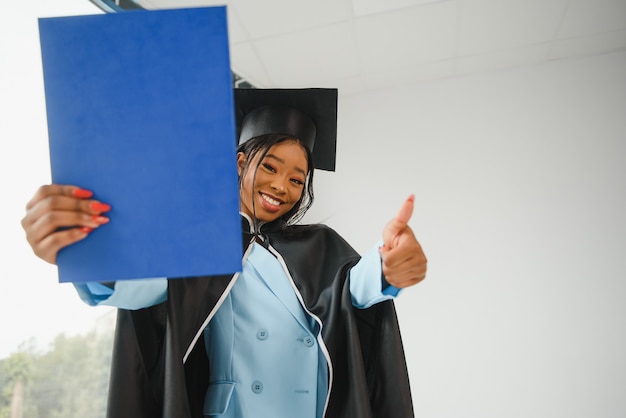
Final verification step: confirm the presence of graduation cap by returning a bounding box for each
[234,88,338,171]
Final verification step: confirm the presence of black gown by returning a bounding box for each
[105,216,414,418]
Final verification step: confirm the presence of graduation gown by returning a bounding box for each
[106,216,414,418]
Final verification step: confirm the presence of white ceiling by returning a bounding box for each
[123,0,625,95]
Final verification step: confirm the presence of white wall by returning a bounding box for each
[305,51,626,417]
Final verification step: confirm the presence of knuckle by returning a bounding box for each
[41,211,70,229]
[80,199,94,212]
[25,234,37,248]
[40,210,58,225]
[43,231,72,256]
[34,195,57,213]
[35,184,56,201]
[33,248,46,259]
[38,195,57,212]
[46,232,64,247]
[36,184,51,196]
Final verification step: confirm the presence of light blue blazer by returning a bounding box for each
[74,240,399,418]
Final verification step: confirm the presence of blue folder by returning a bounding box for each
[39,7,242,283]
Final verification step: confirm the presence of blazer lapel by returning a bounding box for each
[246,243,311,330]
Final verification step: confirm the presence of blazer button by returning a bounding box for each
[251,381,263,394]
[303,336,315,347]
[257,328,269,340]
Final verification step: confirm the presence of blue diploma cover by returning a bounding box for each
[39,7,242,283]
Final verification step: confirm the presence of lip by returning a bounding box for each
[259,192,284,212]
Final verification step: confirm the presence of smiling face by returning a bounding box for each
[238,139,309,223]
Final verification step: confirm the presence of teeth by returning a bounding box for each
[262,193,281,206]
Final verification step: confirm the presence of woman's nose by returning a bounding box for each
[270,177,287,193]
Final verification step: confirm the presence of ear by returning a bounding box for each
[236,152,246,176]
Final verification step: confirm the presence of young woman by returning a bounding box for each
[21,88,427,418]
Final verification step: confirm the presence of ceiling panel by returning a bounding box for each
[455,44,550,76]
[351,0,449,17]
[550,28,626,59]
[232,0,353,39]
[558,0,626,38]
[138,0,248,43]
[457,0,569,55]
[229,42,271,87]
[139,0,224,9]
[354,1,458,73]
[364,59,455,90]
[222,6,248,44]
[253,22,360,86]
[96,0,626,94]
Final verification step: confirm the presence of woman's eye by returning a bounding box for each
[262,163,276,172]
[291,178,304,186]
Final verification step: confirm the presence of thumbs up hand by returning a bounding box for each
[380,195,427,288]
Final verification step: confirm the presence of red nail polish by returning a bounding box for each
[72,188,93,198]
[92,215,109,224]
[81,226,94,233]
[90,202,111,212]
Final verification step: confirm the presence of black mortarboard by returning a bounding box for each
[234,88,338,171]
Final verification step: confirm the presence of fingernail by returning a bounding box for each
[81,226,94,233]
[90,202,111,212]
[72,188,93,198]
[92,215,109,224]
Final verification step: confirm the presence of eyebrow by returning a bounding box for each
[265,153,307,177]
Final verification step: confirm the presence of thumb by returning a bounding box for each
[383,194,414,248]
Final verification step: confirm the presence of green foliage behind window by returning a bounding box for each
[0,330,113,418]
